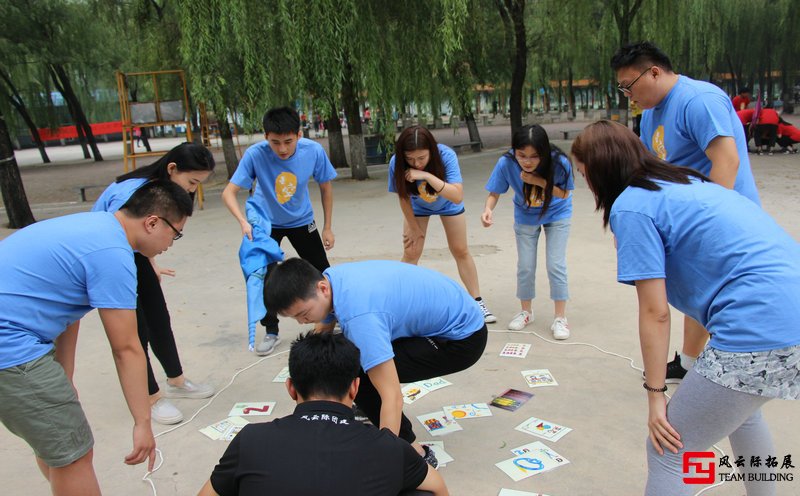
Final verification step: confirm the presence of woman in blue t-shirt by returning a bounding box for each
[571,120,800,495]
[482,125,574,340]
[93,142,217,425]
[388,125,495,324]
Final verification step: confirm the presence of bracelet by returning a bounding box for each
[436,181,446,193]
[643,382,668,393]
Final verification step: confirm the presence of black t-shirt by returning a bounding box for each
[210,401,428,496]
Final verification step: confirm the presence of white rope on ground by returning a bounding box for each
[488,328,731,495]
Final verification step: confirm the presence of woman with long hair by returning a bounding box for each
[572,120,800,495]
[388,125,495,323]
[93,142,217,424]
[481,125,574,339]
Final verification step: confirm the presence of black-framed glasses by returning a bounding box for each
[158,217,183,240]
[617,67,653,96]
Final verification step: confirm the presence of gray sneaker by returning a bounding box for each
[255,334,281,356]
[164,378,214,399]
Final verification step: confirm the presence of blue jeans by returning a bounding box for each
[514,218,570,302]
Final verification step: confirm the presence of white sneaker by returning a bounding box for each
[255,334,281,356]
[551,317,570,340]
[164,378,214,399]
[476,299,497,323]
[508,310,533,331]
[151,398,183,425]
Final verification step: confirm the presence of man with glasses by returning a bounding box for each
[0,180,192,496]
[610,42,760,385]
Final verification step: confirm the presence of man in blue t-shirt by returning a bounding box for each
[610,41,761,383]
[222,107,337,357]
[264,258,487,465]
[0,181,192,496]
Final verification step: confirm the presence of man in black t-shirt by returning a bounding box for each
[198,332,447,496]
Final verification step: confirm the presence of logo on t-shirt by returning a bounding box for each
[275,172,298,204]
[417,181,438,203]
[528,189,543,207]
[652,125,667,159]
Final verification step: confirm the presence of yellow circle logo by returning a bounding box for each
[417,181,438,203]
[652,125,667,160]
[275,172,297,204]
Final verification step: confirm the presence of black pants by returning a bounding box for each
[261,221,330,334]
[134,253,183,396]
[777,135,798,148]
[754,124,777,149]
[355,325,488,443]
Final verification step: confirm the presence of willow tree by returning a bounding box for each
[496,0,528,133]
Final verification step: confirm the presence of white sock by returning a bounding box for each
[680,352,697,370]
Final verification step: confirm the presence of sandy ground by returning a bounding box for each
[1,120,799,495]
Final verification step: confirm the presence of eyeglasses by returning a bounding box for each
[617,67,653,96]
[514,154,539,163]
[158,217,183,240]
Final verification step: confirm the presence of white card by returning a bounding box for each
[520,369,558,388]
[498,490,551,496]
[199,417,249,441]
[228,401,276,417]
[416,411,463,436]
[496,441,569,481]
[402,383,430,404]
[418,440,455,466]
[442,403,493,419]
[272,366,290,383]
[417,376,452,392]
[500,342,531,358]
[514,417,572,442]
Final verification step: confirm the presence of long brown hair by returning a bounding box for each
[392,126,446,199]
[571,120,708,227]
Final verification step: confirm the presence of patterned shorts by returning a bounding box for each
[694,345,800,400]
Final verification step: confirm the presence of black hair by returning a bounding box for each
[119,179,194,222]
[610,41,674,72]
[263,106,301,134]
[116,142,215,183]
[264,258,325,314]
[571,120,708,227]
[392,125,446,199]
[288,332,361,400]
[505,124,571,217]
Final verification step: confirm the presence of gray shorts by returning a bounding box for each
[0,351,94,467]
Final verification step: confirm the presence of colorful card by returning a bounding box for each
[514,417,572,442]
[490,388,534,412]
[402,377,452,404]
[496,441,570,481]
[418,376,452,392]
[500,342,531,358]
[418,440,454,466]
[442,403,493,419]
[199,417,249,441]
[272,366,290,383]
[228,402,276,417]
[416,411,463,436]
[521,369,558,388]
[498,490,552,496]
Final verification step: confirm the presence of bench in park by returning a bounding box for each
[560,129,582,140]
[450,141,482,153]
[75,184,106,202]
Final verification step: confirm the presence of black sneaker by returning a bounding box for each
[421,445,439,469]
[665,351,688,383]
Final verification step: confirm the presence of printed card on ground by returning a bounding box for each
[272,366,290,383]
[490,388,534,412]
[496,441,570,481]
[520,369,558,388]
[228,402,276,417]
[416,411,463,436]
[418,441,455,466]
[442,403,493,419]
[199,417,249,441]
[402,377,452,404]
[418,376,452,392]
[514,417,572,442]
[500,342,532,358]
[498,490,552,496]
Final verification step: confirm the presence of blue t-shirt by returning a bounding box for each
[323,261,485,371]
[230,138,337,229]
[610,179,800,353]
[485,151,574,226]
[92,178,149,213]
[0,212,137,369]
[388,144,464,216]
[640,75,760,205]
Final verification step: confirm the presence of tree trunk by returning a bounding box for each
[50,64,103,161]
[507,0,527,134]
[341,64,368,180]
[459,94,483,152]
[567,67,576,119]
[216,107,239,179]
[0,108,35,228]
[0,72,50,163]
[325,113,348,169]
